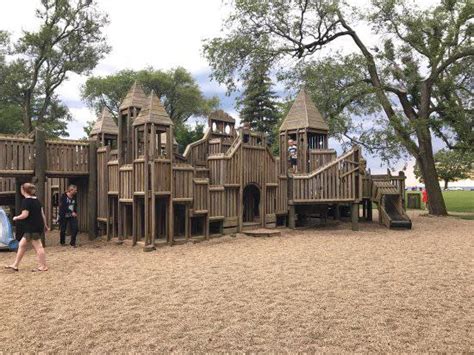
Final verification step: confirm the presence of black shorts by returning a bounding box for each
[290,158,297,166]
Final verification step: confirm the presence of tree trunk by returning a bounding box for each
[417,136,448,216]
[23,92,33,133]
[444,179,449,190]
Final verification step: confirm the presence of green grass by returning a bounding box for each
[442,190,474,213]
[406,190,474,219]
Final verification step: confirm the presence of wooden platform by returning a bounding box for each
[242,229,281,237]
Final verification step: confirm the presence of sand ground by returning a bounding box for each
[0,211,472,352]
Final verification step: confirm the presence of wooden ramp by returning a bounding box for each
[243,229,281,237]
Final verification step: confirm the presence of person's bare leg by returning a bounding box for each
[9,237,28,269]
[31,239,48,270]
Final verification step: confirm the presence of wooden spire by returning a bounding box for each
[119,81,148,111]
[90,107,118,136]
[279,88,329,132]
[133,90,173,126]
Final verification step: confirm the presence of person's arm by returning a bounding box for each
[41,207,50,231]
[13,210,29,221]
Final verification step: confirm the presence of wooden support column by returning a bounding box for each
[288,204,296,229]
[351,203,359,231]
[34,129,46,206]
[167,126,174,244]
[88,140,98,240]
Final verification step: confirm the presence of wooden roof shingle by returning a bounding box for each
[280,89,329,132]
[119,81,148,111]
[90,108,118,136]
[133,90,173,126]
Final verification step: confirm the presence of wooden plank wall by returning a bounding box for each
[193,178,208,213]
[133,159,145,193]
[119,164,133,201]
[0,136,35,175]
[173,164,194,200]
[153,160,171,193]
[209,186,225,219]
[107,161,119,194]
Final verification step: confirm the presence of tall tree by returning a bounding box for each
[237,60,281,143]
[0,0,110,135]
[415,149,473,190]
[81,67,219,125]
[203,0,474,215]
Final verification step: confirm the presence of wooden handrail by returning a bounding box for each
[293,146,360,179]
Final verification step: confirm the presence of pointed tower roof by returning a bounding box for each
[90,108,118,136]
[119,81,148,111]
[279,89,329,132]
[133,90,173,126]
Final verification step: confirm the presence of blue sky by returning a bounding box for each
[3,0,471,187]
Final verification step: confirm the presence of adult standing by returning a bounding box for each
[59,185,79,247]
[4,183,49,272]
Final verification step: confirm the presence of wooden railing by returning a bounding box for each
[119,164,133,201]
[183,128,210,166]
[46,140,89,175]
[0,177,15,195]
[173,164,194,200]
[291,147,362,203]
[309,149,337,171]
[0,136,35,175]
[133,159,146,193]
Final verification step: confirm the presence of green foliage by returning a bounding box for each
[237,60,281,145]
[175,123,205,154]
[0,0,110,137]
[414,149,473,188]
[81,67,219,125]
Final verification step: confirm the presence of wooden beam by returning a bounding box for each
[88,140,98,240]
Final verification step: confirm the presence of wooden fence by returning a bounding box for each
[173,164,194,201]
[0,136,35,176]
[46,140,89,176]
[309,149,337,171]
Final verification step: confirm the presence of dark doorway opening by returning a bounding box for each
[209,220,223,236]
[243,184,260,223]
[191,216,205,237]
[173,204,186,239]
[154,197,168,242]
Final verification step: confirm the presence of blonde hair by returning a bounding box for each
[22,183,37,196]
[67,184,77,192]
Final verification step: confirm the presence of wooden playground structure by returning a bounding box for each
[0,84,411,249]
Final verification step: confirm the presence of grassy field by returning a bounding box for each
[406,190,473,216]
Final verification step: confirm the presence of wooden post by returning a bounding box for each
[88,140,98,240]
[34,129,47,247]
[288,204,296,229]
[367,200,373,221]
[351,203,359,231]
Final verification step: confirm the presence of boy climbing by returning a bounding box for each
[288,139,298,173]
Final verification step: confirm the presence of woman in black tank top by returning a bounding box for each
[4,183,50,272]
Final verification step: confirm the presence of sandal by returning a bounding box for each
[4,265,19,272]
[31,267,48,272]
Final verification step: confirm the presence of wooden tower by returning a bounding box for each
[118,81,148,165]
[89,107,118,147]
[132,90,174,247]
[279,89,329,174]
